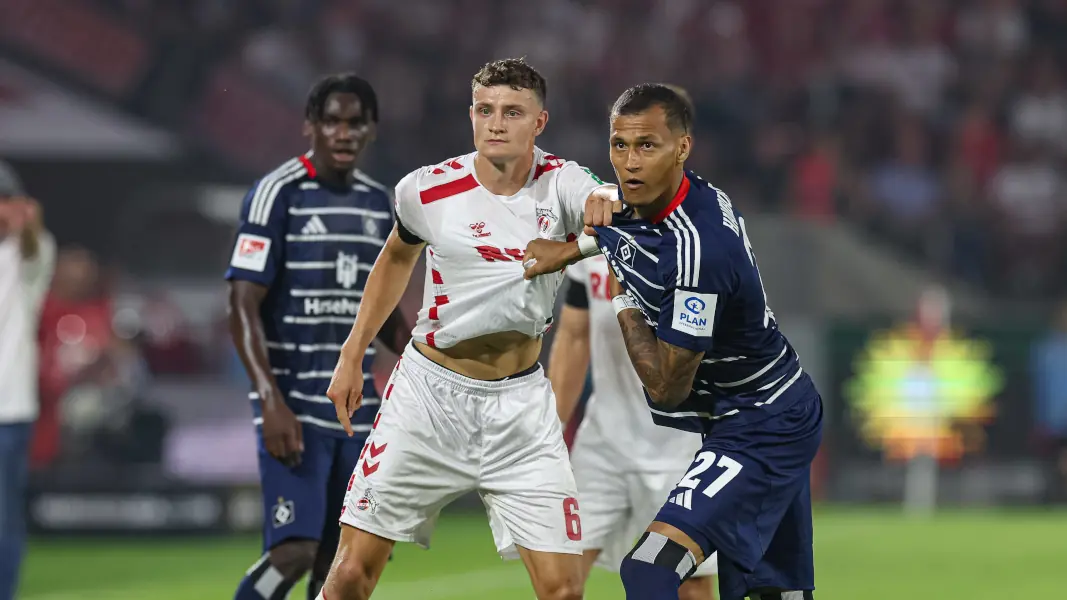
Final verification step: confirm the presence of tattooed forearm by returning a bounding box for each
[615,310,704,407]
[616,309,667,400]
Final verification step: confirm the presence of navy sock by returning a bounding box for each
[234,555,297,600]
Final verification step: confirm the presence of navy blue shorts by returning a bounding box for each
[257,423,367,552]
[654,393,823,600]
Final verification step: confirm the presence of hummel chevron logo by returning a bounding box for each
[361,442,388,477]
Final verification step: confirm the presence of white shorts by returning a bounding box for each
[340,343,582,559]
[570,436,718,577]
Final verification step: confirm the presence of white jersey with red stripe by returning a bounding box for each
[394,147,607,348]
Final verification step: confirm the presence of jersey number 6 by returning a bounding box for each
[562,497,582,541]
[677,451,744,499]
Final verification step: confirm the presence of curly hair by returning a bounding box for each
[471,58,547,105]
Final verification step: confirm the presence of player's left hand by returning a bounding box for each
[522,238,575,280]
[583,189,620,236]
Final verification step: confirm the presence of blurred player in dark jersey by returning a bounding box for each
[225,73,409,600]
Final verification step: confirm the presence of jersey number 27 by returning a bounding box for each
[738,216,776,328]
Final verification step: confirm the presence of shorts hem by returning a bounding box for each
[576,537,612,553]
[501,541,582,561]
[654,508,716,562]
[264,530,323,551]
[338,518,429,550]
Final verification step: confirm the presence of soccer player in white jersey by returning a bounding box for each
[549,254,718,600]
[320,58,616,600]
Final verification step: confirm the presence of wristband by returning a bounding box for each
[612,294,640,315]
[577,233,601,258]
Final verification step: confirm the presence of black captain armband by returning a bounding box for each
[395,215,423,245]
[563,279,589,309]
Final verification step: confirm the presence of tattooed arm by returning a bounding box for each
[609,268,704,408]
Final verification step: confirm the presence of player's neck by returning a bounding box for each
[634,169,687,221]
[473,151,534,196]
[310,155,355,188]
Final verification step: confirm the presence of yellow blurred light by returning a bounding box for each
[844,326,1002,461]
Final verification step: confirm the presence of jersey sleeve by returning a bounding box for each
[562,260,588,308]
[565,256,585,283]
[555,162,611,235]
[393,168,433,244]
[654,234,733,353]
[224,182,289,287]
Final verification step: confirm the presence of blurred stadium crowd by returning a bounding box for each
[4,0,1066,496]
[84,0,1067,298]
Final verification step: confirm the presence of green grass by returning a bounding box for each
[20,507,1067,599]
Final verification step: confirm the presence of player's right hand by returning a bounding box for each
[260,390,304,468]
[326,351,364,437]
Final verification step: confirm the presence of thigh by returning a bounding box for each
[654,396,822,574]
[479,374,582,559]
[516,544,583,600]
[636,469,719,578]
[257,423,332,551]
[716,478,814,600]
[0,423,32,536]
[340,360,477,549]
[322,522,396,597]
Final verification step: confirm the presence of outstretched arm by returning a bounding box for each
[608,269,703,407]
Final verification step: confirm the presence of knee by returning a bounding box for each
[537,579,583,600]
[269,539,318,580]
[326,556,377,600]
[679,576,716,600]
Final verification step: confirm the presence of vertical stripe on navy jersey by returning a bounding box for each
[675,206,702,287]
[665,210,702,288]
[250,158,307,225]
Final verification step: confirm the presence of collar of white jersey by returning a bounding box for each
[468,147,558,197]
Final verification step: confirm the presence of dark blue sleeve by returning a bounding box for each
[654,230,733,353]
[223,182,289,287]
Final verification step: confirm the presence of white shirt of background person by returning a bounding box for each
[0,188,56,424]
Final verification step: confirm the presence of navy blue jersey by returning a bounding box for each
[594,171,816,434]
[225,154,393,438]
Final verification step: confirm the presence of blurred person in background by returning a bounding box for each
[34,246,114,468]
[0,161,55,600]
[226,73,409,600]
[1033,300,1067,502]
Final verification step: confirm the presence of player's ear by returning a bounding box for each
[302,120,313,137]
[677,135,692,164]
[535,109,549,136]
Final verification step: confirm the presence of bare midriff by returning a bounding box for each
[414,331,541,380]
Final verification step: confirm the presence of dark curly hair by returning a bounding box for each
[471,58,547,105]
[305,73,379,123]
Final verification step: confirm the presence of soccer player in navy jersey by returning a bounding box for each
[526,84,822,600]
[225,74,409,600]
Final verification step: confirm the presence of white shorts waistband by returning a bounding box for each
[400,342,544,392]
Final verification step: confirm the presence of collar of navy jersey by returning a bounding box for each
[612,171,693,225]
[300,151,382,193]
